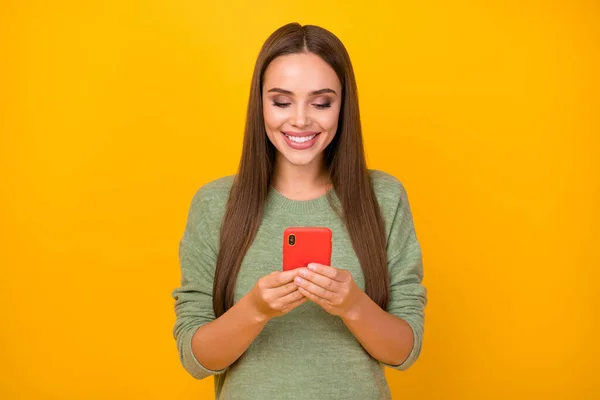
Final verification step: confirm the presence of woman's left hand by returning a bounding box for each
[294,263,365,319]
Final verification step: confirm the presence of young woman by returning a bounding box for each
[172,22,427,399]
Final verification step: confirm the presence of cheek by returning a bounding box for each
[263,104,287,132]
[315,108,341,133]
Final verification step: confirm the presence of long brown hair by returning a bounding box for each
[213,23,389,317]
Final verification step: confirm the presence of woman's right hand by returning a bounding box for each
[247,269,308,322]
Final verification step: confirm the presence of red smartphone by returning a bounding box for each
[282,227,332,271]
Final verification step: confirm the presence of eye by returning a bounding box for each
[273,101,291,108]
[314,102,331,109]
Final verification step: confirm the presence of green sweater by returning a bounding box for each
[171,170,427,399]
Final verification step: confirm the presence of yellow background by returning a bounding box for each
[1,1,598,399]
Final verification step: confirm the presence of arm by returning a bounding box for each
[297,253,424,369]
[295,180,426,370]
[189,295,268,372]
[341,289,417,366]
[372,180,427,370]
[172,188,306,379]
[186,272,305,373]
[171,189,243,379]
[174,256,305,377]
[341,246,426,368]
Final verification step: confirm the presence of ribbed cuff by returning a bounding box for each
[380,318,422,371]
[182,325,228,379]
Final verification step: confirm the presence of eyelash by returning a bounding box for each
[272,101,331,109]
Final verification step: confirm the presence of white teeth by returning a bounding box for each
[286,134,316,143]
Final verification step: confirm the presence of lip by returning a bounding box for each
[281,131,320,138]
[281,131,320,150]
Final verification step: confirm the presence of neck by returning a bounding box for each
[271,154,331,201]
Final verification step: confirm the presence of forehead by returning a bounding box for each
[263,53,341,94]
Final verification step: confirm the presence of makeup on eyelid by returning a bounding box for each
[261,52,341,166]
[272,101,332,109]
[270,96,334,109]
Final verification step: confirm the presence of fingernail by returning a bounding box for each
[307,263,317,271]
[295,277,303,284]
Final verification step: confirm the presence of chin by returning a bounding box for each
[274,137,330,167]
[281,152,321,166]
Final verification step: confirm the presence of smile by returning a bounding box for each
[281,131,321,149]
[285,133,317,143]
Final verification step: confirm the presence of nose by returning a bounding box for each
[291,105,309,128]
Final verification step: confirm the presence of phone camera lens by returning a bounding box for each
[288,234,296,246]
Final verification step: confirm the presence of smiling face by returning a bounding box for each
[262,52,342,168]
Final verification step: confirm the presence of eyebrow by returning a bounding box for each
[266,87,337,96]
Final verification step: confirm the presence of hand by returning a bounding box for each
[247,269,308,322]
[294,263,365,319]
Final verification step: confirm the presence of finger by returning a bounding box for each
[277,269,300,285]
[282,296,308,313]
[265,269,298,288]
[297,286,332,308]
[307,263,342,281]
[297,268,339,292]
[295,275,333,300]
[270,282,301,299]
[279,288,305,305]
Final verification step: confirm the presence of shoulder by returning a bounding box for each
[368,169,414,229]
[193,175,235,201]
[368,169,409,205]
[188,175,235,221]
[368,170,420,254]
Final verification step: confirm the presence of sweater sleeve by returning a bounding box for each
[171,188,228,380]
[381,180,427,371]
